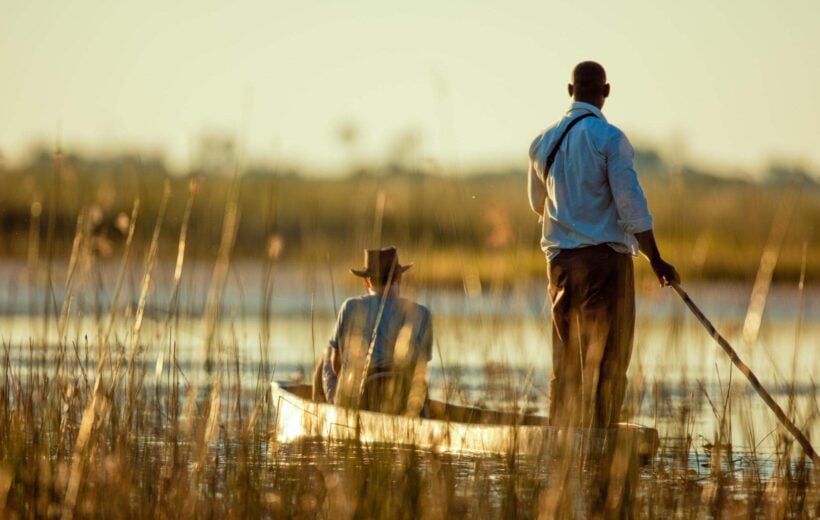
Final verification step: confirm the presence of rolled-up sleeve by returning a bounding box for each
[328,300,349,351]
[605,131,653,234]
[528,137,546,217]
[417,309,433,362]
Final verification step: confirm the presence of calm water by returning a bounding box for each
[1,259,818,466]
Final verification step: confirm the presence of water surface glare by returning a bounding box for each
[1,277,818,462]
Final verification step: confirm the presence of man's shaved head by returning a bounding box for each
[568,61,610,108]
[572,61,607,85]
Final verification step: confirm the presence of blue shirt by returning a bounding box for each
[329,293,433,367]
[325,292,433,406]
[528,102,654,260]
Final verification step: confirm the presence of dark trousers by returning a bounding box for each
[547,244,635,428]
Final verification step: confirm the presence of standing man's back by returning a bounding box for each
[528,61,679,428]
[528,95,653,259]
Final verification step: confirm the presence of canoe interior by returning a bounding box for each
[273,382,659,443]
[278,383,553,426]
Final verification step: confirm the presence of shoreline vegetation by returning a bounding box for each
[0,147,818,288]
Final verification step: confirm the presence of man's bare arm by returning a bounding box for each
[528,155,546,218]
[331,347,342,375]
[634,229,680,287]
[405,358,428,417]
[311,354,326,403]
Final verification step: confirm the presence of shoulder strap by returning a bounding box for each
[544,112,596,175]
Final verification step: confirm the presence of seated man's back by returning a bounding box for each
[319,247,433,416]
[332,293,432,414]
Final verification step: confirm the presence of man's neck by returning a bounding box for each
[368,285,400,297]
[574,97,604,110]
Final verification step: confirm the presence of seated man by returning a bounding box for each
[312,247,432,416]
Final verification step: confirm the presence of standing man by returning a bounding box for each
[528,61,679,428]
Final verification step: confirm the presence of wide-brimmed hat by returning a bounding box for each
[350,247,413,278]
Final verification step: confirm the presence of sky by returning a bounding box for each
[2,0,819,174]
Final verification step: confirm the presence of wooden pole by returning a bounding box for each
[671,283,819,465]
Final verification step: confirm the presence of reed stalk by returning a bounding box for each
[125,181,171,418]
[741,190,798,345]
[202,174,242,376]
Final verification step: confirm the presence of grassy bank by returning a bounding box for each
[0,151,818,288]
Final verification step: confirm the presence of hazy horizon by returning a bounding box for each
[3,0,819,175]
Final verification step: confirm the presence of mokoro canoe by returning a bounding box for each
[270,381,659,459]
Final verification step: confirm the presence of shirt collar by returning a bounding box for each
[568,101,606,122]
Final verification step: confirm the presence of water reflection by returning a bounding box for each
[0,268,818,466]
[267,437,814,518]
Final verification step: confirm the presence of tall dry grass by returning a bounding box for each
[0,152,818,518]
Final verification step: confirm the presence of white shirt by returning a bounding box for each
[528,101,654,260]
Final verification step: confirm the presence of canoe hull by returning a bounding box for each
[270,381,658,459]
